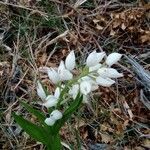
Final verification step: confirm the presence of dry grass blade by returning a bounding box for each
[125,55,150,109]
[43,30,69,49]
[73,0,87,9]
[125,55,150,89]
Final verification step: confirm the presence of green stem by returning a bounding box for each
[57,67,89,107]
[46,134,62,150]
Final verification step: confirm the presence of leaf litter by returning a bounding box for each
[0,0,150,149]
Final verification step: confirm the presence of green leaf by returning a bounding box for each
[21,101,53,134]
[13,113,49,145]
[53,93,83,133]
[21,101,45,123]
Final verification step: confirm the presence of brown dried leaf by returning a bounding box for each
[142,139,150,148]
[140,34,150,43]
[100,133,113,143]
[110,29,116,36]
[96,24,103,30]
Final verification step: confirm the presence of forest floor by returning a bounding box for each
[0,0,150,150]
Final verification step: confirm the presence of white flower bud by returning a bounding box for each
[96,76,115,87]
[106,53,122,66]
[58,61,65,74]
[79,76,98,92]
[69,84,79,99]
[43,95,58,108]
[98,68,123,78]
[65,50,76,71]
[59,69,73,81]
[86,51,105,67]
[36,80,46,100]
[50,110,63,120]
[47,68,60,84]
[54,87,61,99]
[80,81,92,95]
[44,117,55,126]
[89,64,102,72]
[57,61,73,81]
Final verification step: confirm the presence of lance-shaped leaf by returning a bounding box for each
[21,101,45,123]
[13,113,49,145]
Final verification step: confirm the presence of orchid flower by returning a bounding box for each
[80,80,92,95]
[86,51,105,67]
[44,110,62,126]
[47,51,75,83]
[47,68,60,84]
[96,76,115,87]
[43,87,61,108]
[98,67,123,78]
[36,80,46,100]
[65,50,76,70]
[69,84,79,99]
[50,110,63,120]
[105,52,122,66]
[45,117,55,126]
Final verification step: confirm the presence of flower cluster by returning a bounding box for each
[37,50,123,126]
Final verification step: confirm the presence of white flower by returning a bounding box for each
[44,110,63,126]
[50,110,63,120]
[80,81,92,95]
[54,87,61,99]
[98,68,123,78]
[79,76,99,92]
[59,69,73,81]
[86,51,105,67]
[89,64,102,72]
[43,95,58,108]
[96,76,115,87]
[79,76,91,82]
[58,61,73,81]
[69,84,79,99]
[106,53,122,66]
[36,80,46,100]
[47,68,60,84]
[65,50,76,71]
[46,51,75,83]
[58,61,65,73]
[44,117,55,126]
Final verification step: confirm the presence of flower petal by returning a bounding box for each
[106,53,122,66]
[47,68,60,84]
[43,95,58,108]
[50,110,63,120]
[96,76,115,87]
[36,80,46,100]
[44,117,55,126]
[65,50,76,71]
[86,51,105,67]
[69,84,79,99]
[98,68,123,78]
[59,69,73,81]
[80,81,92,95]
[89,64,102,72]
[58,61,65,74]
[54,87,61,99]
